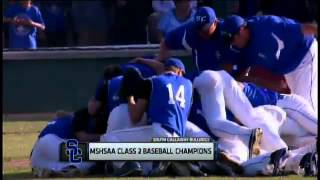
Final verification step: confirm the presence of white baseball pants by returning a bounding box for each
[30,134,94,172]
[285,39,318,114]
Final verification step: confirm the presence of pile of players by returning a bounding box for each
[30,6,318,178]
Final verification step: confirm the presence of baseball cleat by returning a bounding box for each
[149,161,171,176]
[270,148,288,176]
[170,162,191,176]
[113,161,143,177]
[299,152,318,176]
[248,128,263,159]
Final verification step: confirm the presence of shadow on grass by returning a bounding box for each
[3,172,33,179]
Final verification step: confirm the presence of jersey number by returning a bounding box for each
[166,84,186,108]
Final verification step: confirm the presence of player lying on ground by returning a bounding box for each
[133,58,317,158]
[30,99,107,178]
[193,70,317,149]
[100,59,318,175]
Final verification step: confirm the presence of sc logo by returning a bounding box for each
[195,16,207,23]
[66,139,82,163]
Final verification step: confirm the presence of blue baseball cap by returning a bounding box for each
[193,6,217,30]
[221,15,246,41]
[165,58,186,73]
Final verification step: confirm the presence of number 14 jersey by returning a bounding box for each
[148,72,193,137]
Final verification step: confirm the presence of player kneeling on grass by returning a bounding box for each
[100,58,196,176]
[30,99,107,178]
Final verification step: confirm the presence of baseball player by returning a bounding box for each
[100,58,193,176]
[92,57,157,118]
[30,116,93,178]
[189,70,318,176]
[220,15,318,113]
[155,6,242,73]
[193,70,288,161]
[239,82,317,149]
[131,56,317,150]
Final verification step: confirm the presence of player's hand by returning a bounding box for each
[17,18,34,26]
[12,17,21,25]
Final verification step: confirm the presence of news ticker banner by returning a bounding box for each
[60,137,218,163]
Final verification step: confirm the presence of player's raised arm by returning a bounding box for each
[156,23,192,62]
[157,39,171,62]
[131,57,165,74]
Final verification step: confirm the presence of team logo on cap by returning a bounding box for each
[196,15,207,23]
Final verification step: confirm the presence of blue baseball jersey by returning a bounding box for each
[243,82,282,107]
[95,76,124,112]
[120,62,157,78]
[4,4,45,49]
[38,115,74,139]
[164,21,242,73]
[148,73,193,137]
[107,76,124,112]
[240,15,315,74]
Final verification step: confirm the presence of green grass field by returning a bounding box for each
[2,116,317,179]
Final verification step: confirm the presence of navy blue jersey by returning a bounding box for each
[241,16,314,74]
[243,82,281,107]
[148,73,193,136]
[38,115,74,139]
[107,76,124,112]
[120,62,157,78]
[165,21,243,72]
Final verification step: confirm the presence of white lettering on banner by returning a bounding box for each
[88,142,216,161]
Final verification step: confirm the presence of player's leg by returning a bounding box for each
[31,134,94,177]
[241,148,288,176]
[101,125,154,175]
[285,39,318,113]
[194,70,287,152]
[242,142,317,176]
[215,70,288,152]
[193,71,253,139]
[277,94,317,135]
[283,142,317,175]
[185,121,210,138]
[106,103,148,133]
[280,116,316,149]
[218,138,250,164]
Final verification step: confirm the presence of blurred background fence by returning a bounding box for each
[3,45,192,113]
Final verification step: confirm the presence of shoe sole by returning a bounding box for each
[270,148,287,176]
[250,128,263,158]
